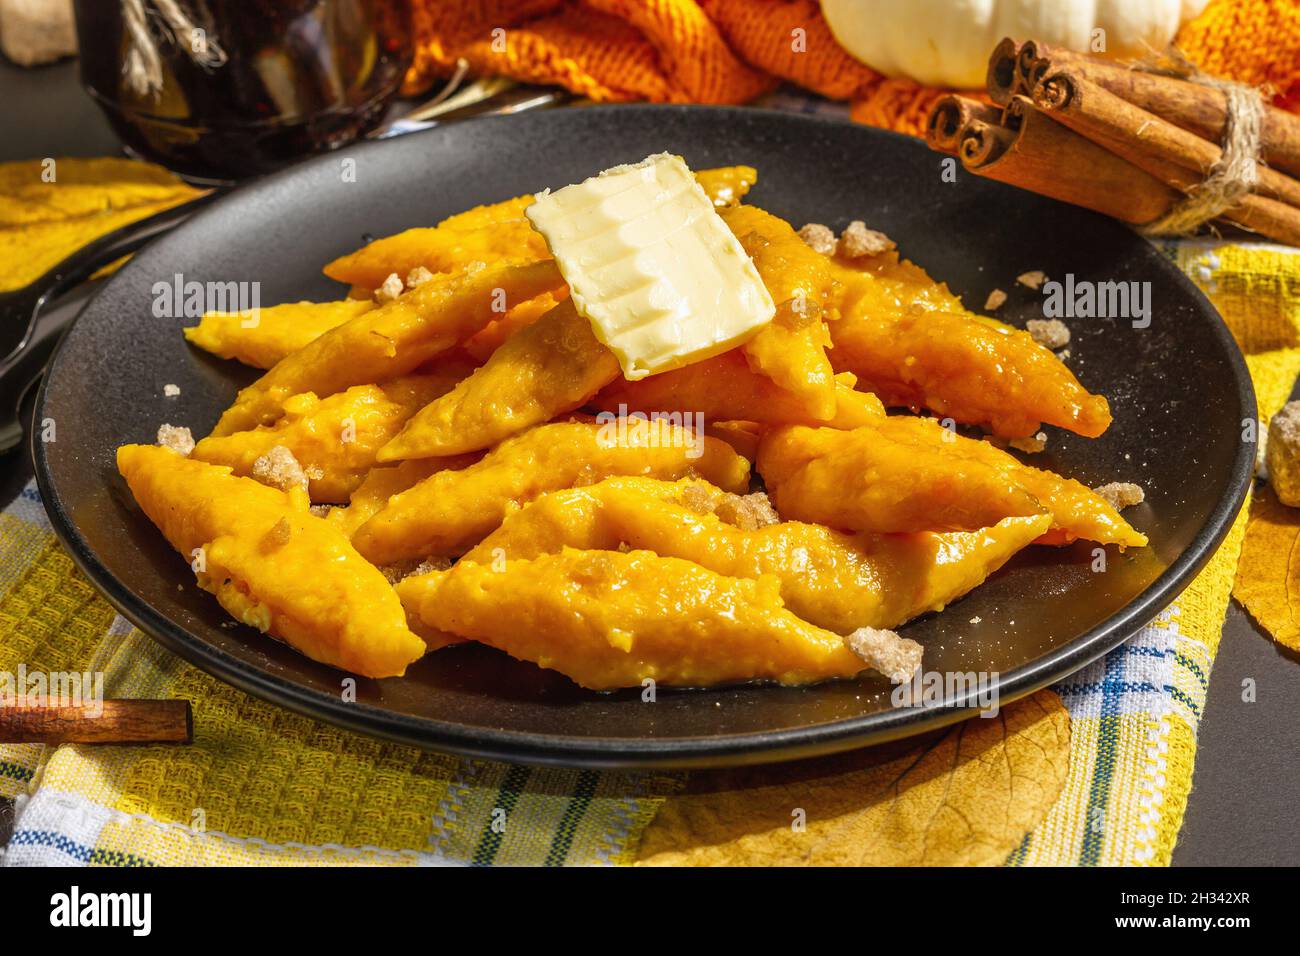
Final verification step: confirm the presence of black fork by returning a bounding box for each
[0,194,218,455]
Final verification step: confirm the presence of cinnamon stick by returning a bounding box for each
[964,40,1300,245]
[0,700,192,743]
[987,37,1023,106]
[1033,70,1300,210]
[958,97,1181,225]
[1016,39,1093,92]
[926,95,1003,155]
[1032,114,1300,245]
[1023,40,1300,178]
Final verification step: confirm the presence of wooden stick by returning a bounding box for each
[925,95,1003,155]
[0,700,192,743]
[958,97,1182,225]
[1022,40,1300,178]
[1033,71,1300,210]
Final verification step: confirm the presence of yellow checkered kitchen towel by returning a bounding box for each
[2,185,1298,866]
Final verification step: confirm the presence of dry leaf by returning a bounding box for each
[1234,485,1300,650]
[635,689,1069,866]
[0,157,204,292]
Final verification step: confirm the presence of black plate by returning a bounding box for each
[33,106,1253,768]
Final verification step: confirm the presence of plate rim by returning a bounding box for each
[32,104,1258,769]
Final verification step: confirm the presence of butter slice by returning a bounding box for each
[525,153,775,380]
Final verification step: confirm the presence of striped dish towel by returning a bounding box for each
[1,238,1295,866]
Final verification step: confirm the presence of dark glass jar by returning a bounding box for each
[74,0,412,183]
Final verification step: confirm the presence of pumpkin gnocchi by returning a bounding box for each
[119,158,1143,690]
[117,444,426,677]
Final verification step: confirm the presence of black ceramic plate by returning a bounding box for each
[34,106,1253,768]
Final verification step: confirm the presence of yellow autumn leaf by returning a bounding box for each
[635,689,1069,866]
[0,157,205,292]
[1233,485,1300,651]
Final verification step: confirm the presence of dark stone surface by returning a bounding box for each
[1173,603,1300,866]
[0,57,118,161]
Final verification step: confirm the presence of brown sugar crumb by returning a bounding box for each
[984,288,1007,311]
[1009,431,1047,453]
[308,504,333,518]
[379,562,409,585]
[251,445,310,493]
[413,556,453,576]
[1026,318,1071,349]
[156,423,195,456]
[714,491,780,531]
[405,266,436,289]
[1017,270,1048,290]
[846,627,923,683]
[381,554,453,584]
[678,483,718,516]
[262,517,292,549]
[374,272,404,304]
[839,220,895,259]
[797,222,837,255]
[673,484,779,530]
[1093,481,1145,510]
[1267,401,1300,506]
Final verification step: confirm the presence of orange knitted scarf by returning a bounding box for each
[405,0,1300,136]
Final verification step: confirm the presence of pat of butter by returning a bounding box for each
[525,153,775,380]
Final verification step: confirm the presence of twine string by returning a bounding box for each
[121,0,228,99]
[1137,48,1265,237]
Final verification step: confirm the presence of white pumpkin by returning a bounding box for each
[820,0,1210,88]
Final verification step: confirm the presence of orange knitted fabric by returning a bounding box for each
[1178,0,1300,108]
[695,0,949,134]
[404,0,772,103]
[405,0,1300,136]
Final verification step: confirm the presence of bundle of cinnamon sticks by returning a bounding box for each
[926,38,1300,246]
